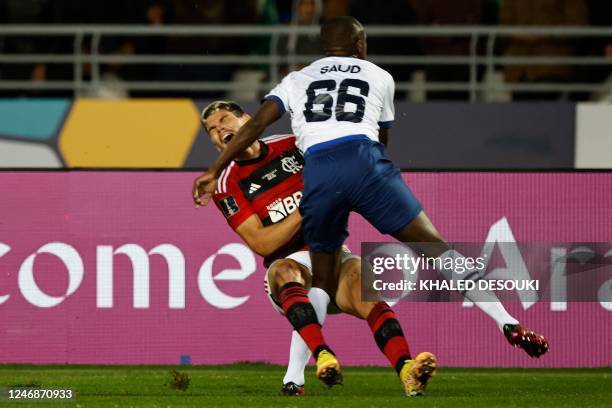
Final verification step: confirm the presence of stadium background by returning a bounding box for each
[1,0,611,373]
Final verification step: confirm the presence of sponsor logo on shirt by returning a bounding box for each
[266,191,302,223]
[261,170,278,181]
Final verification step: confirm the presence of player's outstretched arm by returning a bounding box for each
[235,211,302,257]
[192,100,283,207]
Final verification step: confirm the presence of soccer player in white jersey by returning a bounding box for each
[193,17,548,394]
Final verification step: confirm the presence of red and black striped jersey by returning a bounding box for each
[212,134,306,266]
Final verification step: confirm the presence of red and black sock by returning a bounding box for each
[367,302,411,374]
[278,282,332,359]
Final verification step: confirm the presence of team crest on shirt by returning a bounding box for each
[219,196,240,218]
[281,155,302,175]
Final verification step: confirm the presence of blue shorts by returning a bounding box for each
[300,135,422,253]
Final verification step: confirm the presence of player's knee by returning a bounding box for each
[269,260,305,289]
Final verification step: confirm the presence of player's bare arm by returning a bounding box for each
[193,101,282,207]
[236,211,302,257]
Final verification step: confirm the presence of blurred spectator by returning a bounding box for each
[123,0,171,89]
[499,0,589,100]
[323,0,349,19]
[158,0,258,97]
[0,0,51,96]
[351,0,418,98]
[275,0,293,23]
[1,0,602,101]
[584,0,612,101]
[250,0,279,57]
[20,0,143,96]
[582,0,612,103]
[410,0,488,100]
[289,0,322,55]
[591,43,612,102]
[277,0,323,74]
[79,41,130,98]
[166,0,256,54]
[145,1,167,25]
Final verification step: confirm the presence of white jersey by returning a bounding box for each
[264,56,395,153]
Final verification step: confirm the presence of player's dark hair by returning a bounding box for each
[320,16,364,55]
[201,100,245,122]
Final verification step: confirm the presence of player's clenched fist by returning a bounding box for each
[192,171,218,207]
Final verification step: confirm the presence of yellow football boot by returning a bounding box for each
[399,352,437,396]
[316,349,343,388]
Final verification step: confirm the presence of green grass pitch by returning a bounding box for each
[1,364,610,407]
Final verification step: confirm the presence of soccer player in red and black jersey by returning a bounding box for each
[201,101,424,396]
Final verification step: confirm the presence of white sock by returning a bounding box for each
[281,287,330,385]
[308,287,330,325]
[439,250,519,331]
[472,301,519,331]
[282,330,310,386]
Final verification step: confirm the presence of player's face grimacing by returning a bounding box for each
[204,110,252,153]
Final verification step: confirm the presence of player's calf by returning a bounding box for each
[277,282,336,369]
[335,260,412,373]
[278,281,341,388]
[366,302,412,374]
[364,301,438,396]
[335,258,437,395]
